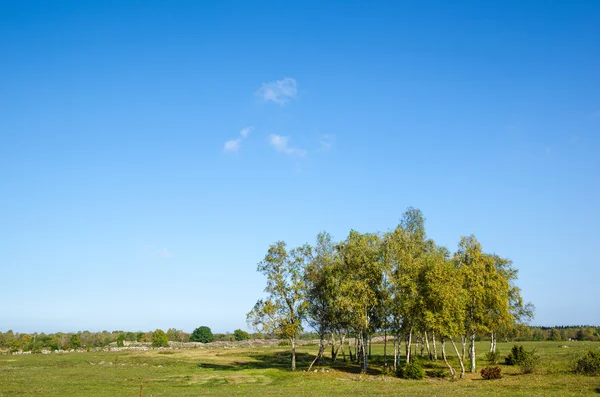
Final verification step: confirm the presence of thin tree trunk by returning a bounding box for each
[349,334,354,362]
[441,337,456,380]
[331,333,338,363]
[291,337,296,371]
[406,330,413,364]
[450,337,465,379]
[425,331,432,360]
[432,332,438,361]
[461,335,466,360]
[470,333,476,373]
[397,334,402,368]
[383,329,387,368]
[340,333,346,362]
[362,333,369,372]
[307,337,325,372]
[368,335,372,359]
[393,334,398,371]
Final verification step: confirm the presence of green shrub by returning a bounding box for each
[116,334,125,347]
[505,344,526,365]
[69,334,82,349]
[480,366,502,380]
[518,349,540,374]
[233,329,251,341]
[152,329,169,348]
[190,326,214,343]
[485,350,501,365]
[278,340,290,346]
[426,368,447,379]
[397,360,425,380]
[573,350,600,376]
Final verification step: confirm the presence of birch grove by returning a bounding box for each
[249,208,533,373]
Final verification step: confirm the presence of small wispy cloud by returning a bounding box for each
[319,134,335,152]
[224,139,242,152]
[223,126,254,153]
[255,78,297,105]
[240,126,253,138]
[146,244,173,259]
[157,248,172,259]
[269,134,307,157]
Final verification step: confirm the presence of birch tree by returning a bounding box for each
[247,241,309,371]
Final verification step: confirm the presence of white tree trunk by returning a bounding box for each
[450,337,465,378]
[441,337,456,380]
[291,337,296,371]
[406,330,413,364]
[424,331,431,360]
[469,333,476,373]
[432,332,438,361]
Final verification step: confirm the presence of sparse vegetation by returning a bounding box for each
[480,366,502,379]
[1,341,598,396]
[398,360,425,379]
[573,349,600,376]
[151,329,169,348]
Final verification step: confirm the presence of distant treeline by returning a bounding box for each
[1,325,598,353]
[0,328,255,352]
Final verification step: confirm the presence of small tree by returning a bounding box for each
[233,329,250,341]
[190,326,214,343]
[116,334,125,347]
[248,241,309,371]
[69,334,82,349]
[152,329,169,347]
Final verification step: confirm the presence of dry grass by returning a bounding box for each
[1,341,599,396]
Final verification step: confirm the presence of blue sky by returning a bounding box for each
[1,0,599,333]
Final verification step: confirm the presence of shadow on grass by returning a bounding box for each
[197,350,383,375]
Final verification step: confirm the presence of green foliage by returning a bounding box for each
[518,349,540,374]
[69,334,82,349]
[233,329,250,341]
[151,329,169,348]
[426,368,447,379]
[485,350,501,365]
[397,360,425,380]
[190,326,214,343]
[136,332,144,342]
[480,366,502,379]
[505,344,526,365]
[116,334,125,347]
[573,350,600,376]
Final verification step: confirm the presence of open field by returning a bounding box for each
[1,341,599,396]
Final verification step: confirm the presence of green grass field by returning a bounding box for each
[1,341,599,396]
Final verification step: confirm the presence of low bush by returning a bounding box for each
[518,349,540,374]
[426,368,447,379]
[505,344,539,373]
[397,360,425,380]
[505,344,526,365]
[573,350,600,376]
[480,366,502,380]
[485,350,502,365]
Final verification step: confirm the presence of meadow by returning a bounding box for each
[1,341,599,396]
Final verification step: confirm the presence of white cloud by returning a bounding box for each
[269,134,307,157]
[157,248,172,258]
[223,126,253,153]
[240,126,253,138]
[319,134,335,151]
[255,77,297,105]
[224,138,241,152]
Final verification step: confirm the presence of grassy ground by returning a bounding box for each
[1,341,599,396]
